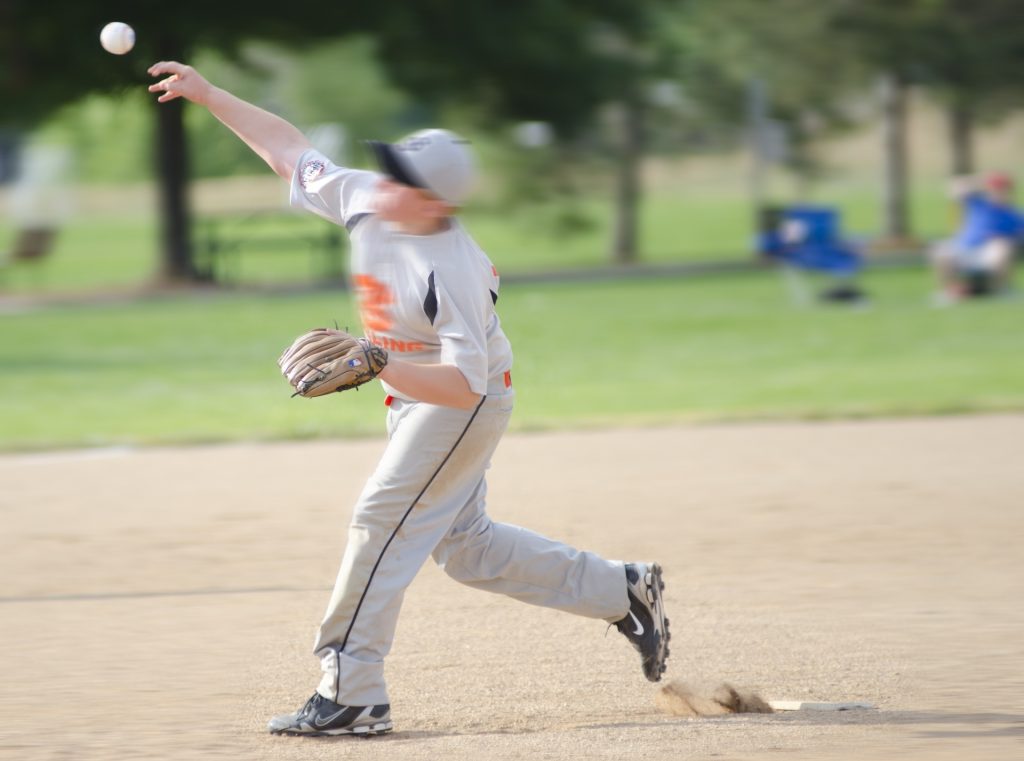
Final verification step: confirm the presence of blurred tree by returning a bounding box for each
[675,0,1024,242]
[910,0,1024,175]
[673,1,862,161]
[188,38,412,178]
[1,0,653,282]
[0,2,379,281]
[830,1,954,241]
[374,1,671,265]
[33,93,153,183]
[829,0,1024,236]
[662,1,864,240]
[589,15,681,264]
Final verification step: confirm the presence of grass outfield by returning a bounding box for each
[3,265,1023,451]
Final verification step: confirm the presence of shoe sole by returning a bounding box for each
[646,563,671,682]
[270,720,394,737]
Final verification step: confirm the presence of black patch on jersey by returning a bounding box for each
[346,213,370,232]
[490,289,498,305]
[423,271,438,324]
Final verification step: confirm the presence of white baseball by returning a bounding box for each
[100,22,135,56]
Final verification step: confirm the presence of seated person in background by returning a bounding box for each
[930,172,1024,302]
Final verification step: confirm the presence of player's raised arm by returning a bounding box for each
[946,174,980,201]
[147,61,312,181]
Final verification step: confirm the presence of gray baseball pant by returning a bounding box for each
[312,383,629,707]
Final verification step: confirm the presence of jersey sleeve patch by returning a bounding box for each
[299,158,326,190]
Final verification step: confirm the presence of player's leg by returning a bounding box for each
[929,239,967,303]
[979,237,1014,292]
[432,482,627,618]
[268,394,512,736]
[432,475,670,681]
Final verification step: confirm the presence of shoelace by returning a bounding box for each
[300,693,323,717]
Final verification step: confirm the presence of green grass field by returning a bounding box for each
[3,264,1023,452]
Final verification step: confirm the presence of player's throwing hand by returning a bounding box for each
[147,61,213,105]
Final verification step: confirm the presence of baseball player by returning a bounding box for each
[148,61,670,737]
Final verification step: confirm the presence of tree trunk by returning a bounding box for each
[153,34,195,282]
[610,97,644,265]
[747,77,769,225]
[947,101,974,176]
[879,72,911,240]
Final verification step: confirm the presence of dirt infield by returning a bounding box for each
[2,415,1022,760]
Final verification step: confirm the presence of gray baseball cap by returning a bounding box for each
[367,129,477,206]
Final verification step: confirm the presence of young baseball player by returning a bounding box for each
[148,61,670,737]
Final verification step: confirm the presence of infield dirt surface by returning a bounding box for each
[2,414,1022,760]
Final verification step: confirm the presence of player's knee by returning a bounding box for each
[433,526,495,583]
[984,238,1014,267]
[435,557,476,583]
[434,553,481,583]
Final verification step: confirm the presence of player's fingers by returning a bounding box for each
[147,60,184,77]
[148,74,180,95]
[156,92,181,103]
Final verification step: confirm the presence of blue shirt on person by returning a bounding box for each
[956,193,1024,250]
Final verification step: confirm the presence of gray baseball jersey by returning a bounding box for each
[288,149,628,708]
[290,150,513,400]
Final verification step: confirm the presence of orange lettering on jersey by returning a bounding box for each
[365,329,425,354]
[353,274,393,332]
[492,265,499,277]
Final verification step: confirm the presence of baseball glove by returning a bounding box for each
[278,328,388,398]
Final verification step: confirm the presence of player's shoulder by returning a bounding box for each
[437,222,491,269]
[447,218,489,256]
[431,225,499,295]
[296,149,378,189]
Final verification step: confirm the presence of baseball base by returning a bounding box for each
[768,700,876,712]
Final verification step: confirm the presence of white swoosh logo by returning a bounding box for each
[313,706,351,727]
[628,611,644,636]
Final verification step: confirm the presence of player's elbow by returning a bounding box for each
[271,153,300,182]
[448,368,484,409]
[269,138,313,182]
